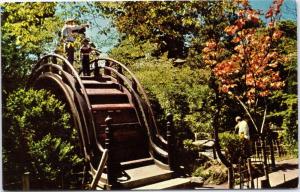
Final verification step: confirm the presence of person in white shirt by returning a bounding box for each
[235,116,252,158]
[234,116,250,140]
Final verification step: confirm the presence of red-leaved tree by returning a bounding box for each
[203,0,286,134]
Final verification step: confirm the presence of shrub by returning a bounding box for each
[219,132,249,164]
[3,89,83,190]
[193,160,227,185]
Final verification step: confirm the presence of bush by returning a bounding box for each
[193,160,227,185]
[219,132,249,164]
[3,89,83,190]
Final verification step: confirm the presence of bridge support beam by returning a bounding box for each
[105,116,116,189]
[166,113,175,170]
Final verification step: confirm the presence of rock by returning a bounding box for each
[190,176,204,187]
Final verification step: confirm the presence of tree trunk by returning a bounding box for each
[261,135,270,187]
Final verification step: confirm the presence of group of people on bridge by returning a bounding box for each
[61,19,97,76]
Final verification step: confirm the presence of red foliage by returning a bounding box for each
[202,0,285,104]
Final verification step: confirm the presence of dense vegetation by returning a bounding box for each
[2,0,297,188]
[3,89,83,189]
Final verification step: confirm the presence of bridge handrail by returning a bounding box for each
[102,65,168,158]
[91,56,168,146]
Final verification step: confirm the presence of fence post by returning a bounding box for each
[22,172,30,191]
[166,113,175,170]
[228,166,234,189]
[105,116,114,189]
[261,136,270,188]
[247,158,254,188]
[269,138,276,169]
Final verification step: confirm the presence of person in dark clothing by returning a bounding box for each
[61,19,89,65]
[80,38,94,76]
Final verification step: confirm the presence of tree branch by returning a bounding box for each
[235,96,259,132]
[260,104,267,134]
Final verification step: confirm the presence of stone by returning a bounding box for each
[190,176,204,187]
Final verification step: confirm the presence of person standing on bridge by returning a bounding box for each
[80,38,94,76]
[61,19,89,65]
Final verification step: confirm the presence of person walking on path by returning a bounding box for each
[235,116,250,140]
[235,116,252,158]
[61,19,89,65]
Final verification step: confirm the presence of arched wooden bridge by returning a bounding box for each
[27,53,191,189]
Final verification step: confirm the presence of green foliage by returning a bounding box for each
[183,139,204,152]
[268,20,297,153]
[109,37,158,65]
[193,161,227,185]
[1,3,62,98]
[3,89,83,190]
[2,3,61,53]
[131,56,213,138]
[97,1,230,58]
[219,132,249,164]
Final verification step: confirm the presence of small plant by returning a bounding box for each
[183,139,204,152]
[193,160,228,185]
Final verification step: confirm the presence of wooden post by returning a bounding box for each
[239,161,242,189]
[105,116,114,189]
[94,60,101,80]
[104,61,111,76]
[228,166,234,189]
[132,80,138,92]
[117,66,124,85]
[275,139,281,157]
[261,136,270,188]
[22,172,30,191]
[52,56,57,64]
[247,158,254,189]
[166,113,175,170]
[255,141,259,161]
[269,139,276,169]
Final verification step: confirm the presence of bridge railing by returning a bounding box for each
[89,56,170,163]
[28,54,108,178]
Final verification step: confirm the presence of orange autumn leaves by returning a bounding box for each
[203,0,285,104]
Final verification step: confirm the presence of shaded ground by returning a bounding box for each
[199,158,298,189]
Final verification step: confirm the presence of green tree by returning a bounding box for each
[1,3,62,97]
[131,56,212,141]
[96,1,230,59]
[268,20,297,153]
[3,89,83,190]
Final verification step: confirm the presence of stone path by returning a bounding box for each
[252,158,299,189]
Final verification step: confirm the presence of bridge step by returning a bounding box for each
[81,75,111,82]
[88,92,129,104]
[120,157,154,169]
[92,107,138,125]
[99,164,173,189]
[86,88,124,95]
[82,80,120,89]
[91,103,133,111]
[97,123,144,143]
[134,177,191,190]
